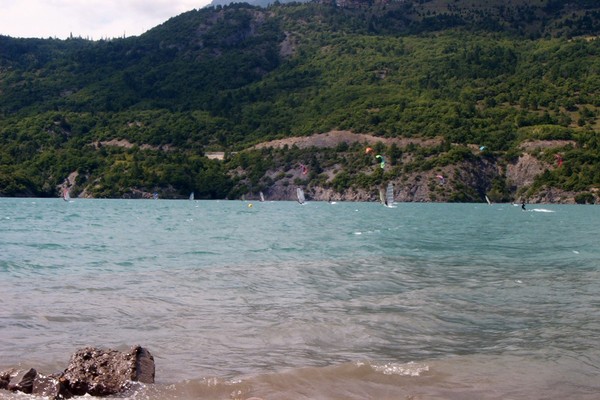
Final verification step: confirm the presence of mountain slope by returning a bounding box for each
[0,1,599,202]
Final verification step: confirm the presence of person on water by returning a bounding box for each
[521,200,526,211]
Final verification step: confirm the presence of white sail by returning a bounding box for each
[189,192,195,200]
[385,182,395,207]
[63,188,71,202]
[259,191,265,202]
[485,195,491,205]
[296,187,305,204]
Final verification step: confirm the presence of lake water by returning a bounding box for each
[1,198,599,399]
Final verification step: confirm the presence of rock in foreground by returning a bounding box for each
[63,345,155,396]
[0,345,155,399]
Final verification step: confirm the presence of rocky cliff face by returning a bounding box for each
[240,132,592,204]
[256,160,502,203]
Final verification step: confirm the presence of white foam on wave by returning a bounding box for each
[531,208,555,213]
[363,361,430,376]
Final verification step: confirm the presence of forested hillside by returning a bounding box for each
[1,0,599,203]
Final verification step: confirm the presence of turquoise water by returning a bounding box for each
[1,198,599,399]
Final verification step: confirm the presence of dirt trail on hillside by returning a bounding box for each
[252,130,442,149]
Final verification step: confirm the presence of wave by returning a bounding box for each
[115,361,430,400]
[4,355,597,400]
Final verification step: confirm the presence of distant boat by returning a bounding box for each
[153,192,159,200]
[189,192,194,200]
[383,182,396,208]
[259,191,265,202]
[296,187,306,205]
[62,188,71,202]
[485,195,492,205]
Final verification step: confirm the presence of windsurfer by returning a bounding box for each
[521,201,526,211]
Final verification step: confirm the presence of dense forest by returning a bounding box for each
[1,0,599,203]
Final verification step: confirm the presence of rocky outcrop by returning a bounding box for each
[63,346,155,396]
[0,345,154,399]
[1,368,37,393]
[244,134,594,204]
[506,153,547,191]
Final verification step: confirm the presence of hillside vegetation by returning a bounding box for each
[1,0,599,203]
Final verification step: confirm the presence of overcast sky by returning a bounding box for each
[0,0,213,40]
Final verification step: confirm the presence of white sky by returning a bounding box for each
[0,0,213,40]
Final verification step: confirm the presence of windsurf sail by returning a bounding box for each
[296,187,305,204]
[189,192,194,200]
[386,182,394,207]
[379,187,386,205]
[485,195,491,205]
[153,192,159,200]
[62,188,71,202]
[259,191,265,202]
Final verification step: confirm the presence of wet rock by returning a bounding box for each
[0,368,37,394]
[32,373,72,399]
[1,346,154,398]
[0,370,11,390]
[7,368,37,393]
[62,345,155,397]
[132,346,155,384]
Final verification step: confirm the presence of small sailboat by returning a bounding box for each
[153,192,159,200]
[259,191,265,202]
[62,188,71,202]
[485,195,492,205]
[296,187,306,205]
[189,192,195,200]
